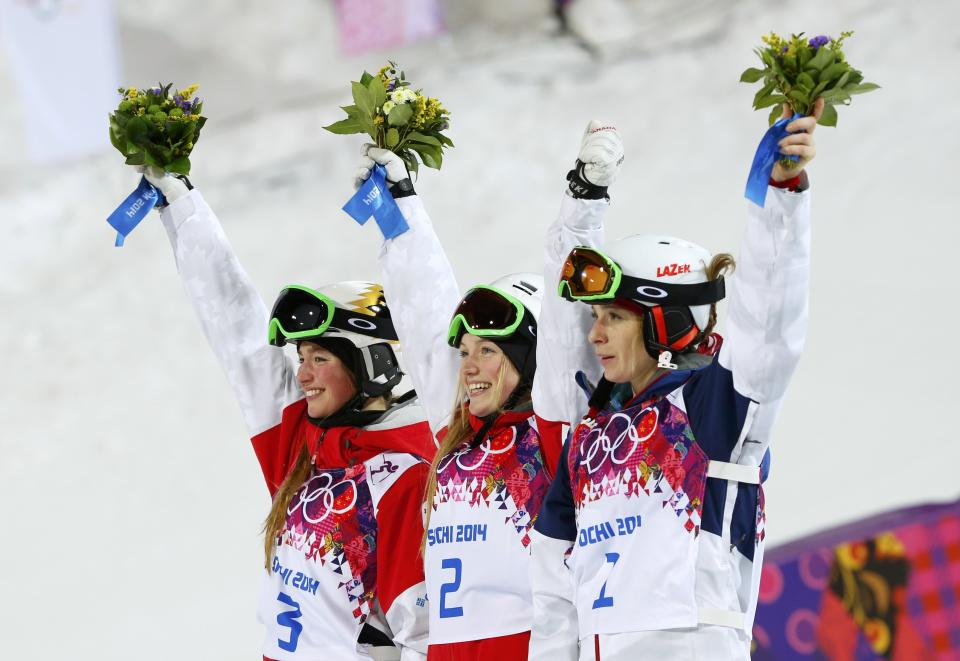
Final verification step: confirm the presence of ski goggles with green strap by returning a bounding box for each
[446,285,536,348]
[268,285,396,347]
[558,246,725,306]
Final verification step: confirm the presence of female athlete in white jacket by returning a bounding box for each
[528,100,824,660]
[352,122,624,659]
[128,167,435,661]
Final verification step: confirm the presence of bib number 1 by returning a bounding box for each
[439,557,464,618]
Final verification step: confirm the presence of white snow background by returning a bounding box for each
[0,0,957,658]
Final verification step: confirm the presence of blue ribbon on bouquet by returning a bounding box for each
[106,176,166,247]
[744,113,801,208]
[342,165,409,240]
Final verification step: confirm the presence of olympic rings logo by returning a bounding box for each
[578,406,659,475]
[437,427,517,474]
[289,473,358,523]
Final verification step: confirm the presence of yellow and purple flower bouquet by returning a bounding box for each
[740,31,879,127]
[108,83,206,175]
[324,63,453,174]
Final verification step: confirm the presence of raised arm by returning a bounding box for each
[355,148,462,437]
[719,102,821,408]
[533,122,623,428]
[145,169,300,443]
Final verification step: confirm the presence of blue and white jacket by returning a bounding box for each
[528,188,811,659]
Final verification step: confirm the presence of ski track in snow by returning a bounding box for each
[1,0,957,657]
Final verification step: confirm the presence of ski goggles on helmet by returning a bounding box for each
[447,286,536,348]
[268,285,396,347]
[558,246,725,307]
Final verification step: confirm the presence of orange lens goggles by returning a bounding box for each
[559,247,621,300]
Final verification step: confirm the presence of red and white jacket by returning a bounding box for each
[377,194,576,658]
[158,190,433,661]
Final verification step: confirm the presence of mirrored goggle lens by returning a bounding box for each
[454,288,520,332]
[270,289,331,336]
[561,249,614,297]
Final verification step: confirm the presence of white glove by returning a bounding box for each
[137,165,190,204]
[577,120,624,187]
[353,144,409,190]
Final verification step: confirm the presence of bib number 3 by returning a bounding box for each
[439,557,464,618]
[277,592,303,652]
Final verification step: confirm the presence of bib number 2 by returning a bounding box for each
[592,552,620,609]
[439,557,464,618]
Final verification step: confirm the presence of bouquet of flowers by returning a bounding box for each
[324,62,453,174]
[740,31,879,127]
[108,83,206,175]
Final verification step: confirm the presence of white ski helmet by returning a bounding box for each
[604,235,716,330]
[559,235,726,359]
[268,281,403,397]
[447,273,543,383]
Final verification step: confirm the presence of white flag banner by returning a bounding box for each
[0,0,121,163]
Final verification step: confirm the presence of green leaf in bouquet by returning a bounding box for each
[818,102,838,127]
[142,150,159,168]
[124,152,146,166]
[388,103,413,127]
[832,70,851,93]
[782,52,797,73]
[407,131,441,147]
[411,142,442,169]
[799,46,813,69]
[109,124,126,153]
[164,120,185,142]
[787,90,810,113]
[819,87,851,104]
[845,82,880,95]
[195,116,207,131]
[367,77,387,112]
[167,157,191,175]
[797,72,816,91]
[811,80,829,100]
[768,104,783,126]
[739,67,765,83]
[805,46,835,71]
[125,116,149,144]
[436,134,455,148]
[819,61,848,84]
[352,81,375,117]
[755,93,787,110]
[386,128,400,148]
[752,81,776,109]
[400,150,419,177]
[360,71,374,86]
[324,117,364,135]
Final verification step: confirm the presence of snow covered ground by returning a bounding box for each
[1,0,957,658]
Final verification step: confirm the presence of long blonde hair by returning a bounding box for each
[262,444,313,569]
[421,358,528,554]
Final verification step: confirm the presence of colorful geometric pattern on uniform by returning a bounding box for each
[432,420,548,547]
[282,464,378,623]
[567,394,708,536]
[753,498,960,660]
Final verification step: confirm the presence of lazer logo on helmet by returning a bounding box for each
[656,263,692,277]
